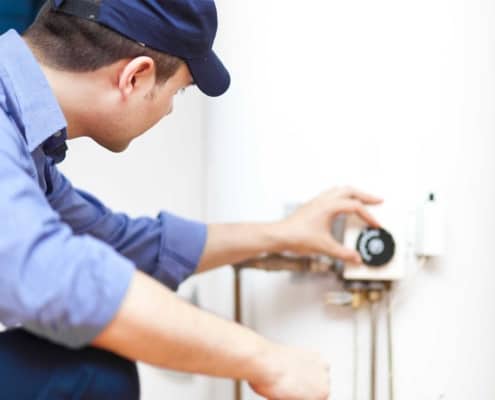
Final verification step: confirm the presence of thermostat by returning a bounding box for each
[343,205,407,281]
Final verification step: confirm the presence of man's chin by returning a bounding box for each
[109,142,130,153]
[95,138,130,153]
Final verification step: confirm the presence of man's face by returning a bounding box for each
[93,63,194,152]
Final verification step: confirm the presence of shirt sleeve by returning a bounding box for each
[45,161,207,291]
[0,115,136,349]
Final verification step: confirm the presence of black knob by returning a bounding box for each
[355,227,395,267]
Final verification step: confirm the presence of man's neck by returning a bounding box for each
[24,37,93,140]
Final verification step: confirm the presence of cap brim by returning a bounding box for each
[186,50,230,97]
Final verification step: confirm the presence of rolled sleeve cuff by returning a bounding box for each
[156,212,207,291]
[24,248,135,349]
[82,255,135,347]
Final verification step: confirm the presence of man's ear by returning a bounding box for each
[118,56,156,99]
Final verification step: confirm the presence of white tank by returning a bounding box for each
[202,1,495,399]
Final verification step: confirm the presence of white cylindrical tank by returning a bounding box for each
[203,1,495,399]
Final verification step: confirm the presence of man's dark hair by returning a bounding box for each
[24,2,183,83]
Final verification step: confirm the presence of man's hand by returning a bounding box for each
[276,186,383,264]
[197,186,382,273]
[250,344,330,400]
[92,271,330,399]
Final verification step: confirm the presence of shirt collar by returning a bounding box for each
[0,30,67,152]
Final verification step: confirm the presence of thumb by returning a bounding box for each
[323,236,362,264]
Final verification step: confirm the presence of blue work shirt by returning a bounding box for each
[0,30,207,348]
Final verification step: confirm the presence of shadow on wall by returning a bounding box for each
[0,0,45,35]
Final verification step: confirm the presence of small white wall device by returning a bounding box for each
[415,193,445,257]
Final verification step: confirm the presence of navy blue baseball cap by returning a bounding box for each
[51,0,230,97]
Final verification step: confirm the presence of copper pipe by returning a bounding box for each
[352,308,359,400]
[386,292,395,400]
[234,253,331,273]
[368,290,384,400]
[369,300,378,400]
[234,266,242,400]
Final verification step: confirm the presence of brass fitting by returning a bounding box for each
[351,291,366,309]
[368,290,383,303]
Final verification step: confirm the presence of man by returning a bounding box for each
[0,1,382,399]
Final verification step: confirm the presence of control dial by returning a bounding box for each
[356,227,395,267]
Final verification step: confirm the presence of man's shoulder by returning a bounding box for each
[0,31,67,154]
[0,106,30,162]
[0,60,23,146]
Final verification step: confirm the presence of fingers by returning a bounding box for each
[336,199,381,228]
[324,236,361,264]
[338,186,383,205]
[350,190,383,205]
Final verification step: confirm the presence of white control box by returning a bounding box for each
[415,194,445,257]
[343,205,408,281]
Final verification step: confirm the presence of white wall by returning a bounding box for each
[60,89,209,399]
[204,0,495,399]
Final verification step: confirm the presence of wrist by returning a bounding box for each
[244,337,283,386]
[263,221,290,253]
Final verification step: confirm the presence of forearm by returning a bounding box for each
[197,222,286,273]
[92,270,275,382]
